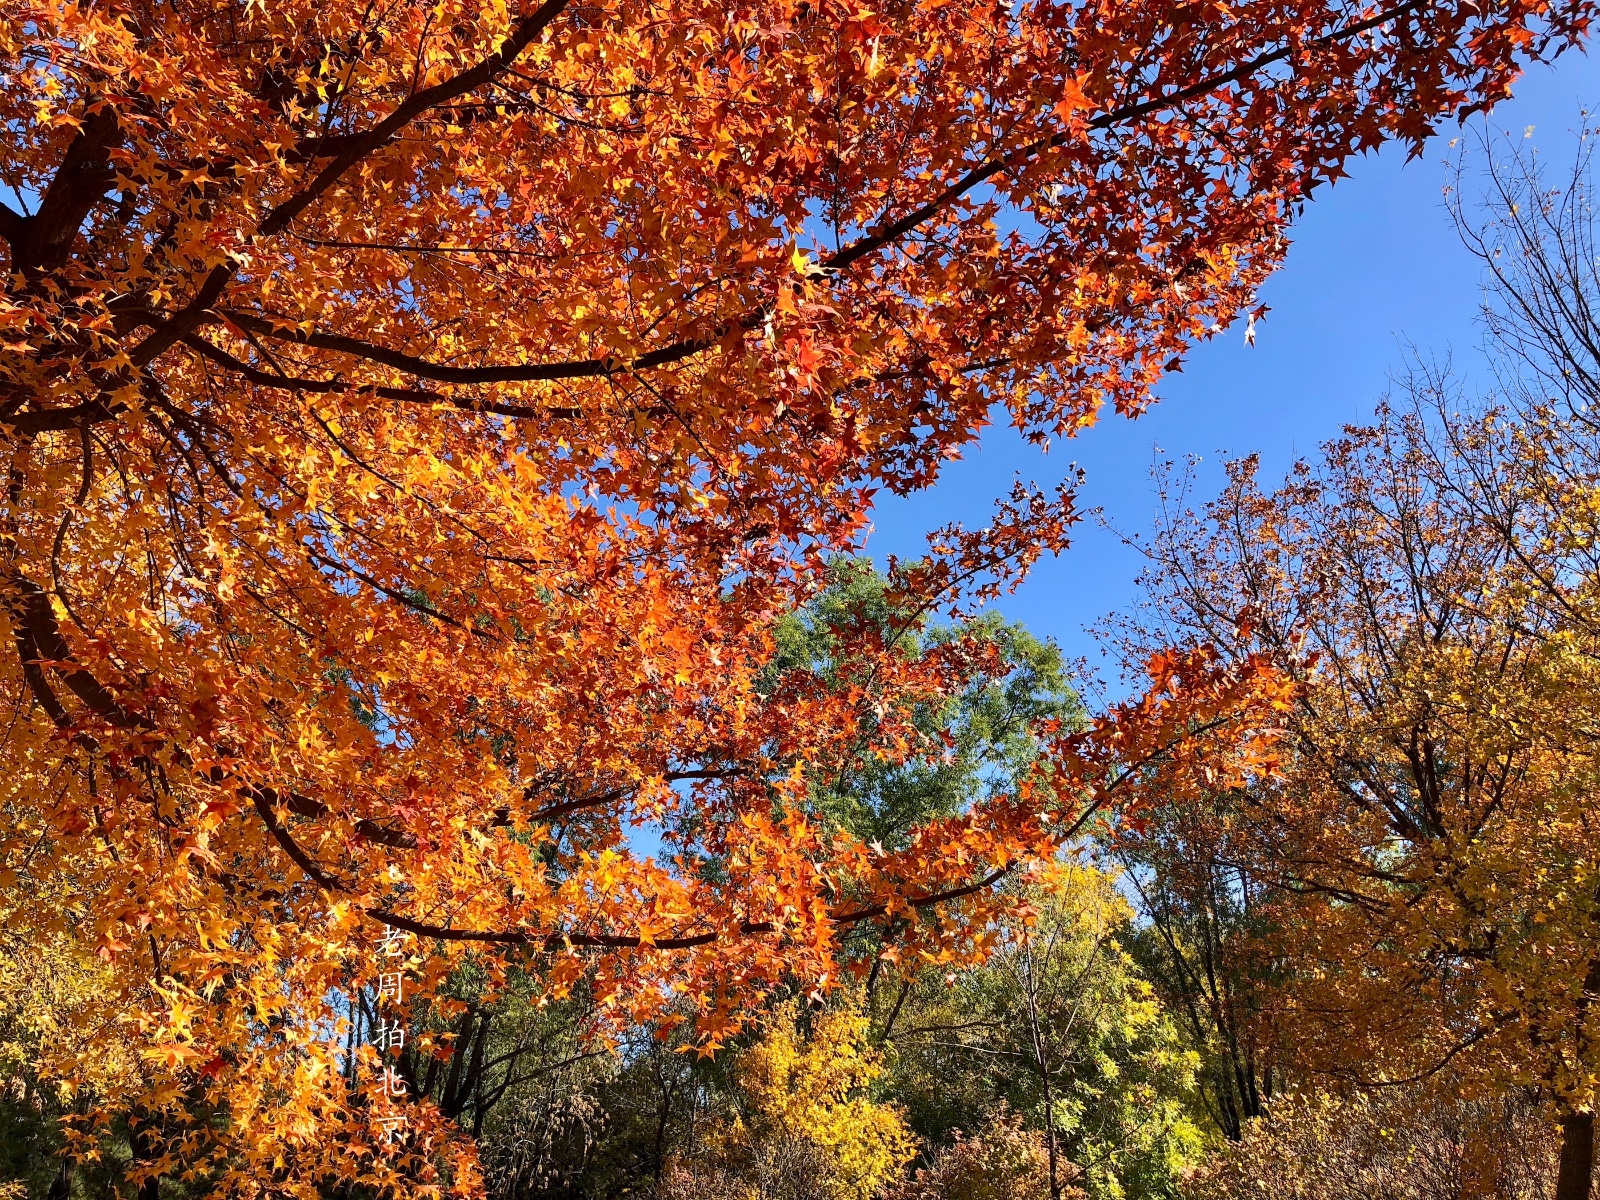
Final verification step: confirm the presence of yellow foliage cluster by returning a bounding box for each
[675,1002,915,1200]
[1186,1087,1556,1200]
[0,899,136,1108]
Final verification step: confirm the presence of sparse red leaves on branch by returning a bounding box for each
[0,0,1588,1191]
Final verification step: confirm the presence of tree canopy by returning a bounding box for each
[1,0,1588,1192]
[1105,126,1600,1197]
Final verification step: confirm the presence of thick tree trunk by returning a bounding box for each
[1557,1110,1596,1200]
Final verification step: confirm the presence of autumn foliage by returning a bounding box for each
[0,0,1591,1192]
[659,1000,915,1200]
[1115,384,1600,1190]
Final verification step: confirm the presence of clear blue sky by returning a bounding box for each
[867,46,1600,699]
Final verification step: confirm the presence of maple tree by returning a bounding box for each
[0,0,1586,1192]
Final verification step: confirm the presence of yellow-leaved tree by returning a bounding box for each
[0,883,137,1199]
[1110,120,1600,1194]
[663,1002,915,1200]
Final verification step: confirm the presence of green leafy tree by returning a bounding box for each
[882,864,1203,1200]
[769,557,1083,851]
[452,564,1086,1198]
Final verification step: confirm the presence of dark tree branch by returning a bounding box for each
[260,0,572,239]
[10,100,122,272]
[117,0,574,382]
[4,569,144,728]
[0,201,24,246]
[180,332,590,418]
[827,0,1426,272]
[223,306,765,386]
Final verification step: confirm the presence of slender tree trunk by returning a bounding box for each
[1558,1110,1595,1200]
[648,1048,675,1186]
[1562,952,1600,1200]
[1040,1066,1060,1200]
[1020,944,1060,1200]
[132,1119,162,1200]
[46,1154,73,1200]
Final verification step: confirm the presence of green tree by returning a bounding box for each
[449,564,1086,1198]
[770,556,1082,852]
[881,864,1203,1200]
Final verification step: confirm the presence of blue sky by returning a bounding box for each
[866,45,1600,700]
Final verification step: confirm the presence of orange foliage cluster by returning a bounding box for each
[1117,410,1600,1147]
[0,0,1587,1191]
